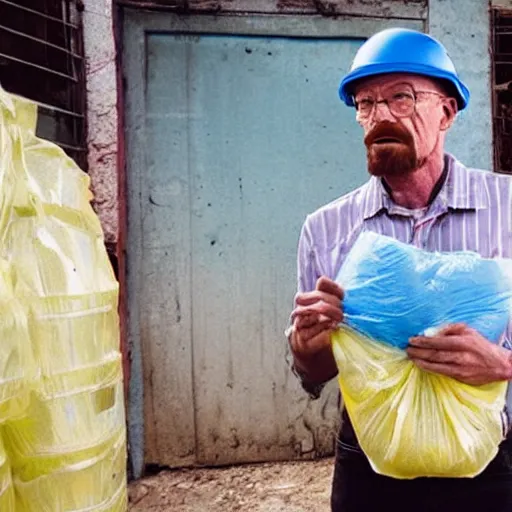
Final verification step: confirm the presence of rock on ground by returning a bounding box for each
[129,457,334,512]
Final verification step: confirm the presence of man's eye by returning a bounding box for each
[357,99,374,109]
[392,92,412,101]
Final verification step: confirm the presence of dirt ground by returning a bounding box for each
[128,457,334,512]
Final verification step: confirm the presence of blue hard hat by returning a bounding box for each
[339,28,470,110]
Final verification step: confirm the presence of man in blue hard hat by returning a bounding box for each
[287,28,512,511]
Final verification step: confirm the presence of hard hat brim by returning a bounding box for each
[339,62,470,111]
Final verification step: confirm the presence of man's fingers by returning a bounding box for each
[294,313,319,330]
[412,359,460,378]
[411,358,479,384]
[295,290,342,308]
[437,323,468,336]
[294,328,334,357]
[291,278,343,344]
[316,276,344,300]
[409,334,466,351]
[406,347,463,365]
[297,321,336,345]
[292,302,343,323]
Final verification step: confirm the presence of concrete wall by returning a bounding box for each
[84,0,498,246]
[82,1,119,246]
[103,0,498,477]
[82,0,130,413]
[492,0,512,8]
[429,0,493,170]
[120,0,427,18]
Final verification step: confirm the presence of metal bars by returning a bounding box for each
[0,0,87,170]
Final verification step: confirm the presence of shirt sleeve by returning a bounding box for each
[503,319,512,351]
[297,216,319,294]
[286,216,327,400]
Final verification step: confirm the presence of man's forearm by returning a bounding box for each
[293,344,338,385]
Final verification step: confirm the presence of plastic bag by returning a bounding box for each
[0,260,34,422]
[0,434,15,511]
[11,430,127,512]
[339,231,512,349]
[331,231,512,479]
[0,86,127,509]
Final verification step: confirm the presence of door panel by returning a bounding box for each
[143,33,367,465]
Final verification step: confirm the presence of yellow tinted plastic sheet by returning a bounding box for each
[332,325,507,479]
[0,434,15,511]
[0,86,127,510]
[12,430,127,512]
[0,261,33,423]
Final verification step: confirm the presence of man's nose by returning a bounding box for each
[363,101,398,133]
[372,100,396,123]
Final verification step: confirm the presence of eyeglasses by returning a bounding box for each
[354,89,446,120]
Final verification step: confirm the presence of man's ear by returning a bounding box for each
[440,97,458,131]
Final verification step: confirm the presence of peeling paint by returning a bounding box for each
[429,0,493,170]
[120,0,427,19]
[492,0,512,7]
[83,1,119,245]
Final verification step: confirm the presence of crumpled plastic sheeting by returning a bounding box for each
[0,87,127,510]
[331,231,512,479]
[338,231,512,349]
[0,435,15,510]
[332,326,507,479]
[0,260,33,423]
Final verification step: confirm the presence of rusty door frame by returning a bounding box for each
[122,8,425,479]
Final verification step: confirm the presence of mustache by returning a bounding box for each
[364,121,414,147]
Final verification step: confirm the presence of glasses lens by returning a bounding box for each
[356,98,374,118]
[388,91,415,117]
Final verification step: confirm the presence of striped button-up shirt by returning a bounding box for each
[296,153,512,410]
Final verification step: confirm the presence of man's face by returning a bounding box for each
[353,74,454,177]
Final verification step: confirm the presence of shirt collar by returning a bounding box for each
[362,153,489,220]
[442,153,489,210]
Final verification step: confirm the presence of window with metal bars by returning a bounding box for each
[492,9,512,175]
[0,0,87,170]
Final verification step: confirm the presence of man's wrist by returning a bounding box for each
[291,359,327,400]
[285,323,337,396]
[293,356,318,383]
[286,325,319,379]
[293,350,338,385]
[503,349,512,381]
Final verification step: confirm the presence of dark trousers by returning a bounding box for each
[332,411,512,512]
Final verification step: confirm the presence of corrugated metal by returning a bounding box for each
[117,0,427,20]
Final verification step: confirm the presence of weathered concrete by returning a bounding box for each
[85,0,499,235]
[492,0,512,8]
[121,0,499,480]
[83,1,119,244]
[83,0,130,439]
[120,0,427,19]
[429,0,493,171]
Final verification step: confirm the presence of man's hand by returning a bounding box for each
[407,323,512,386]
[289,277,343,383]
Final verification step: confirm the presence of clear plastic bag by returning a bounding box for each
[12,430,127,512]
[339,231,512,349]
[5,374,124,459]
[0,261,34,422]
[0,435,15,511]
[0,84,127,509]
[331,231,512,479]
